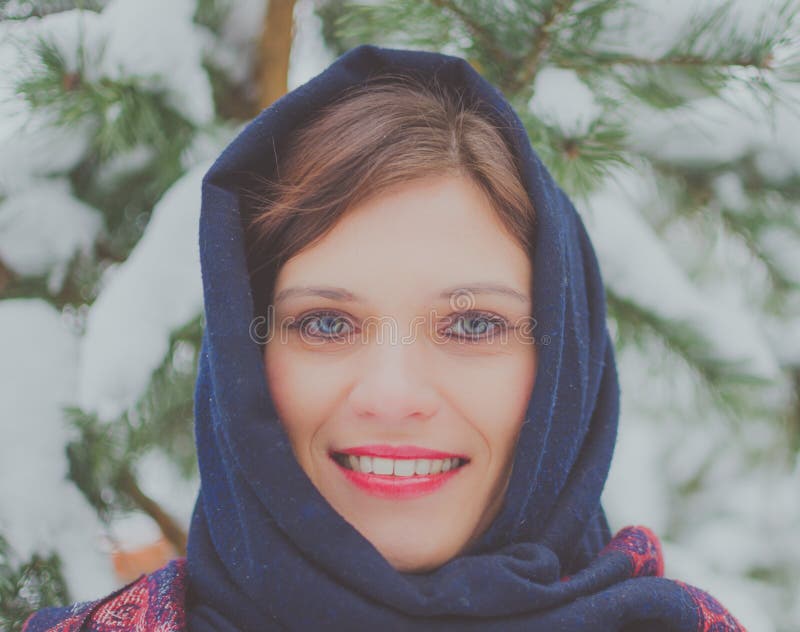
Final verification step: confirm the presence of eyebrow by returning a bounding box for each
[273,282,530,305]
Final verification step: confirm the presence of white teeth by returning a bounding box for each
[372,457,394,475]
[359,455,373,473]
[340,454,465,476]
[414,459,431,475]
[393,459,416,476]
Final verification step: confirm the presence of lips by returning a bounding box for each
[329,444,470,500]
[336,444,469,460]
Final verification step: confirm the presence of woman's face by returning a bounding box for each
[264,174,537,573]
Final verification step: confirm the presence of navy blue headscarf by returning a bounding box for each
[185,44,743,631]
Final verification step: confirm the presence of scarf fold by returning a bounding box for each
[19,529,740,632]
[184,44,744,631]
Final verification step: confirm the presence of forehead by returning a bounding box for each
[274,175,532,299]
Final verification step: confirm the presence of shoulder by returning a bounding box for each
[600,526,746,631]
[22,557,187,632]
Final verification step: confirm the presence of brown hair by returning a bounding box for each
[243,71,536,322]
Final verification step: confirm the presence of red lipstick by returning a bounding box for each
[337,444,468,460]
[329,445,469,500]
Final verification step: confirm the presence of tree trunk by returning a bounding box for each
[256,0,297,110]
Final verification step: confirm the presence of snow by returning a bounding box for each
[684,462,800,578]
[96,0,215,126]
[0,298,115,600]
[622,79,800,173]
[0,17,95,193]
[754,85,800,183]
[201,0,332,97]
[220,0,268,50]
[76,160,209,422]
[130,449,199,540]
[288,0,337,92]
[758,224,800,286]
[105,449,199,552]
[597,0,791,59]
[1,9,105,73]
[583,166,781,382]
[528,67,602,136]
[0,179,103,293]
[626,97,758,165]
[206,0,330,98]
[0,0,217,197]
[662,541,775,632]
[0,0,214,137]
[603,306,797,632]
[764,313,800,367]
[92,144,157,190]
[602,411,671,534]
[592,0,800,180]
[180,121,242,170]
[710,172,749,213]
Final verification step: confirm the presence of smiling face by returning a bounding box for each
[263,174,537,573]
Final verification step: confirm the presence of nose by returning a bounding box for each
[347,337,440,423]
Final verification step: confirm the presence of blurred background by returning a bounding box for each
[1,0,799,630]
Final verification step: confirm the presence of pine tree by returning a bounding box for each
[0,0,272,627]
[1,1,798,630]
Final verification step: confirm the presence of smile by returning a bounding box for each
[335,452,467,475]
[330,448,470,499]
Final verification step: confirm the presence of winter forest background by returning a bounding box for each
[1,0,799,630]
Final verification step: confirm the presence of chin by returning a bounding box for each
[371,531,462,574]
[383,550,449,574]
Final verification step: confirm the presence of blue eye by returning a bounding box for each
[291,310,354,340]
[443,311,508,342]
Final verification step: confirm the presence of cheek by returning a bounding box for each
[263,345,343,451]
[446,348,537,452]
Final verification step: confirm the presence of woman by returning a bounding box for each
[23,44,744,631]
